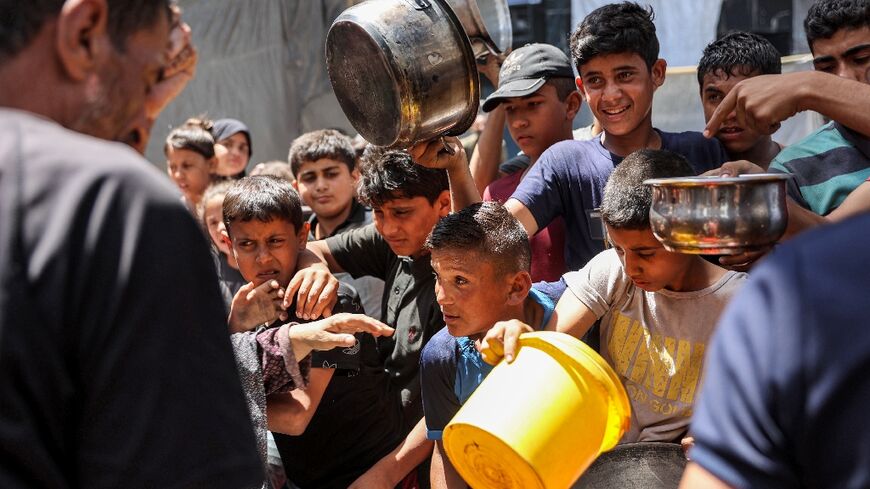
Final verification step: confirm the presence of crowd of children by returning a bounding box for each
[149,0,870,487]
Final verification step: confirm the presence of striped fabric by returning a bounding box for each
[770,122,870,216]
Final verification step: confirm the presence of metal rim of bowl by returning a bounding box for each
[643,173,792,187]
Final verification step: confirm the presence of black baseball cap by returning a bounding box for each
[482,43,575,112]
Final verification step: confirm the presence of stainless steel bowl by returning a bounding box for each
[643,174,791,255]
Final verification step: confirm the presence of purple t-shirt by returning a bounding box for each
[510,130,727,272]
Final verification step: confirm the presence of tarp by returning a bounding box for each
[145,0,358,167]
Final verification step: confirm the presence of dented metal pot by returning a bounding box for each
[325,0,480,148]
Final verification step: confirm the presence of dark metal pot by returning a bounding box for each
[325,0,480,148]
[573,442,687,489]
[445,0,512,59]
[644,174,790,255]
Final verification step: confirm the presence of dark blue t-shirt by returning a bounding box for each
[421,288,555,440]
[511,130,727,272]
[690,213,870,488]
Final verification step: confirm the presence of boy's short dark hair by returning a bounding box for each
[570,2,659,71]
[288,129,356,178]
[547,77,579,102]
[426,202,531,276]
[804,0,870,50]
[697,31,782,87]
[250,160,294,182]
[222,175,304,236]
[356,147,449,208]
[601,149,693,229]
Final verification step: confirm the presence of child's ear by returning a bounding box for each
[575,76,588,101]
[351,167,361,184]
[56,0,111,82]
[291,179,299,191]
[506,271,532,306]
[436,190,451,217]
[207,157,217,172]
[651,58,667,89]
[220,229,234,254]
[297,222,310,250]
[566,90,583,120]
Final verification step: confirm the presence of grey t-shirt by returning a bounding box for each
[565,249,747,443]
[0,109,262,488]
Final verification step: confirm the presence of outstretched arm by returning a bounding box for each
[704,71,870,140]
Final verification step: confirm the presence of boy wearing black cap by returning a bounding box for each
[477,43,582,282]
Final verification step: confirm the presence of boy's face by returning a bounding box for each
[502,83,579,161]
[203,195,232,256]
[166,147,213,203]
[293,158,359,220]
[811,26,870,83]
[577,53,666,137]
[606,225,695,292]
[431,249,525,338]
[701,69,766,154]
[215,132,250,176]
[373,191,450,258]
[225,218,309,287]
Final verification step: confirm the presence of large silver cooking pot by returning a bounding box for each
[644,174,790,255]
[446,0,512,58]
[326,0,480,148]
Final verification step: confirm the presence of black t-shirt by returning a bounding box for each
[0,110,263,489]
[273,286,404,489]
[326,224,444,431]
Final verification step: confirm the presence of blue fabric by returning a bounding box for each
[421,288,556,440]
[511,130,727,272]
[690,213,870,488]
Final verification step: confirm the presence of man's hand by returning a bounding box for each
[701,160,766,177]
[717,248,769,272]
[408,136,468,172]
[704,73,811,139]
[119,4,198,153]
[288,313,395,360]
[284,266,339,320]
[227,280,287,333]
[479,319,534,365]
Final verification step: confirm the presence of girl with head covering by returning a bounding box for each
[212,118,253,178]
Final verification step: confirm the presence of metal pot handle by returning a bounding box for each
[403,0,431,10]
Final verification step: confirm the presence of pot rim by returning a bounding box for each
[643,173,791,187]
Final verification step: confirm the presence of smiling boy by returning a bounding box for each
[499,2,729,273]
[482,149,746,444]
[420,202,555,488]
[698,32,783,168]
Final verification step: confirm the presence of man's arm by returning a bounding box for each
[469,56,506,195]
[705,71,870,139]
[469,105,506,195]
[505,198,540,237]
[266,368,335,435]
[431,440,467,488]
[348,417,434,489]
[679,463,736,489]
[409,137,482,211]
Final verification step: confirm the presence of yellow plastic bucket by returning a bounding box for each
[442,331,631,489]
